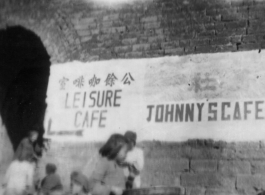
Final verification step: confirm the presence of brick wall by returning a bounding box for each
[1,1,265,195]
[40,140,265,195]
[1,0,265,63]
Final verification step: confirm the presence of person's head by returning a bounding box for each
[28,130,38,142]
[99,134,129,162]
[124,131,137,150]
[46,163,57,175]
[70,171,90,194]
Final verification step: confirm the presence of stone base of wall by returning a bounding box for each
[39,139,265,195]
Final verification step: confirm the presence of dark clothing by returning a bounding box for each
[125,176,134,190]
[46,163,57,175]
[41,173,63,194]
[89,156,126,195]
[14,138,37,162]
[124,131,136,145]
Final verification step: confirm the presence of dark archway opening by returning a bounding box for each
[0,25,51,151]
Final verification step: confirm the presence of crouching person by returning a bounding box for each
[39,163,63,195]
[89,134,130,195]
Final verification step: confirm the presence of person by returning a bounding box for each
[14,130,40,163]
[70,171,91,195]
[123,131,144,189]
[89,134,130,195]
[2,154,35,195]
[14,130,43,193]
[39,163,63,195]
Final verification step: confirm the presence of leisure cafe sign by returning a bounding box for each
[44,51,265,142]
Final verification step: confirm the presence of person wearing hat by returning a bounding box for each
[122,131,144,189]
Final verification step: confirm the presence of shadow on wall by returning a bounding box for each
[0,25,51,150]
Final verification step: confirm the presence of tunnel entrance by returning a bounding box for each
[0,25,51,151]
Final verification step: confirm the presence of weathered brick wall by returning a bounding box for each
[39,140,265,195]
[2,1,265,195]
[1,0,265,63]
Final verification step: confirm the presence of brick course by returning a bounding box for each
[1,0,265,63]
[33,140,265,195]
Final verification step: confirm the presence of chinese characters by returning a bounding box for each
[59,77,69,90]
[105,73,118,87]
[59,72,135,89]
[73,76,85,88]
[188,73,217,93]
[122,73,134,85]
[89,75,100,87]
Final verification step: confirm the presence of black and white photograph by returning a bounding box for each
[1,0,265,195]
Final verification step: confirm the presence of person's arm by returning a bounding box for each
[128,149,145,175]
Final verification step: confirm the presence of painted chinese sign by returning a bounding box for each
[44,51,265,142]
[45,60,144,142]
